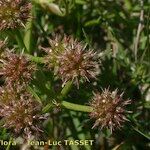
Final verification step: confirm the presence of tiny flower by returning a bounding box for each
[44,35,99,87]
[0,86,43,139]
[0,0,31,30]
[89,88,131,133]
[0,51,36,86]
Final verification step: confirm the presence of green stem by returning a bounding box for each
[26,54,45,63]
[61,101,93,112]
[60,81,73,98]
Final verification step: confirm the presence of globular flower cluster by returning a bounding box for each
[0,49,41,139]
[0,51,36,87]
[45,35,99,87]
[0,86,43,139]
[0,0,31,30]
[89,88,131,133]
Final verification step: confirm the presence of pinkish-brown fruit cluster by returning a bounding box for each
[0,51,36,87]
[89,88,131,133]
[44,35,99,87]
[0,86,43,139]
[0,0,31,30]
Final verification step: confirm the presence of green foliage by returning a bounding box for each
[0,0,150,149]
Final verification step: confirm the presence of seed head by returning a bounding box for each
[0,87,43,139]
[0,0,31,30]
[0,51,36,87]
[89,88,131,133]
[44,35,99,87]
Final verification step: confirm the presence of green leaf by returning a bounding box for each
[132,126,150,140]
[27,86,42,104]
[42,103,53,113]
[24,18,34,53]
[61,81,73,98]
[84,18,100,27]
[13,30,27,51]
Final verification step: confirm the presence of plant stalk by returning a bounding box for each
[61,101,93,112]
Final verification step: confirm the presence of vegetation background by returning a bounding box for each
[0,0,150,149]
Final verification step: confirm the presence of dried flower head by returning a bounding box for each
[0,51,36,86]
[44,35,99,87]
[0,87,43,139]
[0,0,31,30]
[89,88,131,133]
